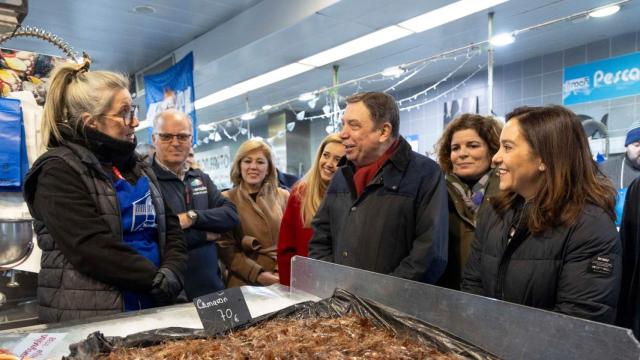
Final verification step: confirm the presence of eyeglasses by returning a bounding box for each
[156,132,192,142]
[102,105,138,126]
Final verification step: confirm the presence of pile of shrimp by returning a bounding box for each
[101,314,460,359]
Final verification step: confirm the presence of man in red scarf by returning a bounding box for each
[309,92,448,283]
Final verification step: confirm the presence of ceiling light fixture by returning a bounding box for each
[588,5,620,18]
[192,0,509,111]
[240,112,257,121]
[382,65,407,77]
[298,25,413,68]
[398,0,508,33]
[133,5,156,14]
[490,32,516,46]
[298,92,317,101]
[194,63,314,109]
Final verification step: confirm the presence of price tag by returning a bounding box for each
[193,287,252,334]
[11,333,67,360]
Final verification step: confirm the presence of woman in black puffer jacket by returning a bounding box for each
[23,60,187,323]
[462,105,621,324]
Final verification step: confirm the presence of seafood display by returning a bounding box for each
[99,314,460,359]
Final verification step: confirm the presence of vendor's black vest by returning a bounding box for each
[23,141,167,323]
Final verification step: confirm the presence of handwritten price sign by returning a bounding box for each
[193,287,252,334]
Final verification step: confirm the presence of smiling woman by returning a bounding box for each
[217,139,289,288]
[22,61,188,323]
[277,133,344,285]
[435,114,502,289]
[461,105,621,324]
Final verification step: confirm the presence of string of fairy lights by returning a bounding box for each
[194,45,485,147]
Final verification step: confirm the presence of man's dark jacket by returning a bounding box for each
[308,136,448,282]
[617,177,640,336]
[152,157,239,299]
[462,201,621,323]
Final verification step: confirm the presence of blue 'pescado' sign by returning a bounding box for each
[563,51,640,105]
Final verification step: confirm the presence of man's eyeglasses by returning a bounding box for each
[156,133,192,142]
[103,105,138,126]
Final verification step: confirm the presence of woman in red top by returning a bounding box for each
[277,134,344,285]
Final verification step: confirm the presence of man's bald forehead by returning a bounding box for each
[155,109,192,132]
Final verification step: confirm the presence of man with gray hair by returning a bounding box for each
[309,92,448,283]
[151,110,239,298]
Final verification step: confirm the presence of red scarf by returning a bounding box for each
[353,139,400,197]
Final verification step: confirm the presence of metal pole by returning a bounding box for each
[487,12,494,115]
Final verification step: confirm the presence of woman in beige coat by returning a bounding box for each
[218,139,289,287]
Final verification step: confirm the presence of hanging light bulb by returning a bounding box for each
[307,98,318,109]
[296,110,306,120]
[240,112,256,121]
[203,136,210,144]
[213,132,222,142]
[325,125,334,134]
[381,65,406,78]
[286,122,295,132]
[589,5,620,18]
[322,105,331,116]
[208,132,216,140]
[239,127,248,135]
[490,32,516,47]
[298,92,317,102]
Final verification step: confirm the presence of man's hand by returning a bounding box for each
[256,271,279,286]
[206,232,221,241]
[150,267,183,306]
[178,212,194,229]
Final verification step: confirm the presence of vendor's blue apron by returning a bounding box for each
[615,162,628,228]
[113,167,160,311]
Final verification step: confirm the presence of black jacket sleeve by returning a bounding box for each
[191,173,239,233]
[617,178,640,335]
[31,159,158,291]
[160,202,188,283]
[308,194,335,262]
[460,206,489,295]
[553,208,622,323]
[390,170,449,282]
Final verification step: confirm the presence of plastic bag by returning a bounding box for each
[64,288,498,359]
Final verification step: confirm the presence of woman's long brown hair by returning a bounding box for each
[492,105,616,234]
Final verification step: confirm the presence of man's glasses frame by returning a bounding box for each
[155,132,193,142]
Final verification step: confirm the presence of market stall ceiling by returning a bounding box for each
[0,0,263,72]
[2,0,639,128]
[193,0,640,126]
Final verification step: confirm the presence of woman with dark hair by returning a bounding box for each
[435,114,502,289]
[462,105,621,323]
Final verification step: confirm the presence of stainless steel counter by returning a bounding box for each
[0,284,319,358]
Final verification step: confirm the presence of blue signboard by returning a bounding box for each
[563,51,640,105]
[0,98,28,191]
[144,52,197,139]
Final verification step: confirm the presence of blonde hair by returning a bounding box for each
[230,139,278,189]
[299,133,342,227]
[42,62,129,148]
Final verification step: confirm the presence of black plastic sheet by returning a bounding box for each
[64,288,499,359]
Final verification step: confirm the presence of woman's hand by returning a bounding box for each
[256,271,279,286]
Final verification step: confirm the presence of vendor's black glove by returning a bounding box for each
[150,267,183,306]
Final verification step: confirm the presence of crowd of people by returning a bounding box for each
[22,61,640,338]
